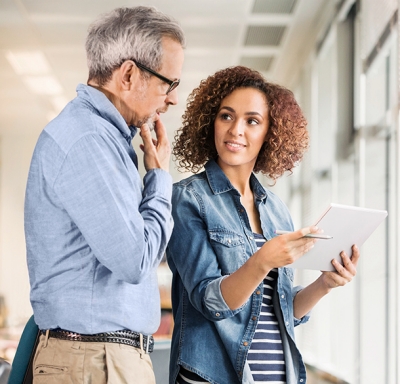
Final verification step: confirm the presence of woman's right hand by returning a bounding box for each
[255,226,318,273]
[221,226,318,310]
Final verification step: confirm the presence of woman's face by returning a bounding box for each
[214,87,269,172]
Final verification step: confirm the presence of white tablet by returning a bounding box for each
[288,203,388,271]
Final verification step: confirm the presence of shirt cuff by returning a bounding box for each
[143,168,173,199]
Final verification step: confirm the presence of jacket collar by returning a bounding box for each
[205,159,268,201]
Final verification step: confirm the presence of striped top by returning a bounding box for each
[176,233,286,384]
[247,233,286,383]
[177,367,209,383]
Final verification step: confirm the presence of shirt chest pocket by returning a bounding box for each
[208,230,247,275]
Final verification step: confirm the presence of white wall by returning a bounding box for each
[283,2,400,383]
[0,135,37,326]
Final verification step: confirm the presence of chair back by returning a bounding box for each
[7,315,40,384]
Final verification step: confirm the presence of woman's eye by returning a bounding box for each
[248,118,259,125]
[220,113,232,120]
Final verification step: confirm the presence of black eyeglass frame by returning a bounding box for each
[133,60,180,95]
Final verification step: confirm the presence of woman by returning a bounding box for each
[166,66,359,384]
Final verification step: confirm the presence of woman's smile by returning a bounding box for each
[224,140,246,151]
[214,87,269,172]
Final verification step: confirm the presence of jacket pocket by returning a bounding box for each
[208,229,246,274]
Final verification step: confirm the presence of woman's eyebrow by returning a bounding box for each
[244,111,263,117]
[219,106,263,117]
[219,106,235,112]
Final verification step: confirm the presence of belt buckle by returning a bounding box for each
[145,336,150,354]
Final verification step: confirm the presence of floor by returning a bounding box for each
[306,364,350,384]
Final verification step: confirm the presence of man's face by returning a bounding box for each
[123,37,184,129]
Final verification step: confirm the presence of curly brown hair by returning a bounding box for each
[173,66,309,181]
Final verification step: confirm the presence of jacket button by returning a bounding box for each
[281,294,285,299]
[252,316,257,321]
[243,341,248,346]
[256,290,261,295]
[216,312,221,317]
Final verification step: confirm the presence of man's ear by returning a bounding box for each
[119,60,141,91]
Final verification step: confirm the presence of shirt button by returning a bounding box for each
[243,341,248,346]
[256,290,261,295]
[216,312,220,317]
[249,236,253,240]
[228,239,231,244]
[281,294,285,299]
[286,321,289,326]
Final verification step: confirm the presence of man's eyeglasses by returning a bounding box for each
[133,60,180,95]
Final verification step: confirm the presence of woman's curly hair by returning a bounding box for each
[173,66,309,181]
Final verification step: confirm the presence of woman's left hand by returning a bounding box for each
[320,245,360,289]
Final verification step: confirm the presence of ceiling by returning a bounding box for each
[0,0,335,142]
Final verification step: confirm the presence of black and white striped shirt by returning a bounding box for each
[176,366,208,383]
[247,233,286,383]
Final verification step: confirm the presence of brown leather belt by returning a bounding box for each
[41,329,154,353]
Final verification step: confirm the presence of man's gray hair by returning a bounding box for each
[86,6,185,86]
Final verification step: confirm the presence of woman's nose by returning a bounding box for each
[228,121,244,136]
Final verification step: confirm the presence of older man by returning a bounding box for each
[24,6,185,383]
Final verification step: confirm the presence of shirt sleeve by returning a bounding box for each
[53,133,173,284]
[167,184,244,321]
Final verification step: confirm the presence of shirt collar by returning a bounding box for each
[205,159,268,201]
[76,84,137,142]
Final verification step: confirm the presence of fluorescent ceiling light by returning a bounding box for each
[6,51,51,75]
[23,75,63,95]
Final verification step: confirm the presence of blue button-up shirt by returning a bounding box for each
[25,84,173,335]
[166,160,309,384]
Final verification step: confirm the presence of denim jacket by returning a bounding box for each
[166,160,309,384]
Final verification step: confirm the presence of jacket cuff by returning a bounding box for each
[203,276,245,320]
[293,285,311,326]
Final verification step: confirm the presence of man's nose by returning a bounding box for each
[165,87,179,105]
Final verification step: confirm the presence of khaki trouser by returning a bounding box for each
[32,333,156,384]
